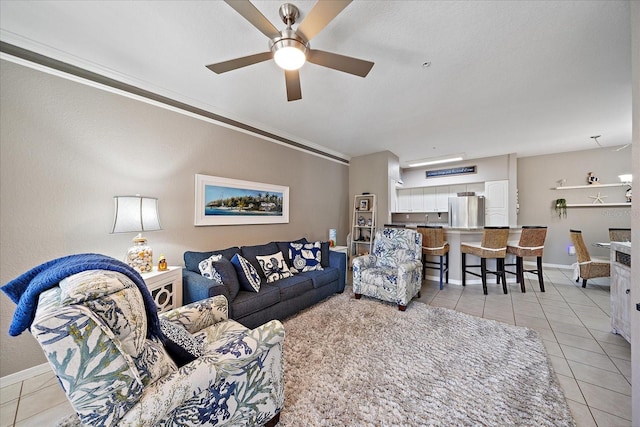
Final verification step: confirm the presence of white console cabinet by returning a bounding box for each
[610,242,631,343]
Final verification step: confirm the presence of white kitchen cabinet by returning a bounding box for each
[397,189,411,212]
[435,186,450,212]
[410,188,425,211]
[423,187,437,212]
[448,184,467,198]
[485,180,509,226]
[466,182,485,196]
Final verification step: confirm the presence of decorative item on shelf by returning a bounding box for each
[358,215,365,226]
[329,229,337,247]
[586,172,599,185]
[359,199,369,211]
[158,254,168,271]
[588,192,607,204]
[111,195,162,273]
[618,174,632,203]
[555,198,567,218]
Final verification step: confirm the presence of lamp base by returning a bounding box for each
[126,233,153,273]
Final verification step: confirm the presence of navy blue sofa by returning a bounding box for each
[183,238,346,329]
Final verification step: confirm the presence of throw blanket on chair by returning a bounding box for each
[1,253,163,340]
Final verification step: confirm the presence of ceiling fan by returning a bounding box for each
[206,0,374,101]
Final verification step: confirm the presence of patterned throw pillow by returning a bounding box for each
[230,253,261,292]
[198,254,224,282]
[160,319,202,367]
[289,241,324,274]
[256,251,292,283]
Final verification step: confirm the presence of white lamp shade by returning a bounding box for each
[112,196,161,233]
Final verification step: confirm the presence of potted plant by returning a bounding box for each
[555,198,567,218]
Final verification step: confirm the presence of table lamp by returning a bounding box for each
[111,195,162,273]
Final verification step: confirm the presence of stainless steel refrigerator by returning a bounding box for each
[448,196,485,228]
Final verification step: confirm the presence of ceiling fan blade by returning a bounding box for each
[206,51,272,74]
[296,0,352,42]
[307,49,374,77]
[285,70,302,101]
[224,0,280,39]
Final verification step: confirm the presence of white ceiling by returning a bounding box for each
[0,0,632,165]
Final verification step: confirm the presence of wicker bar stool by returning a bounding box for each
[570,229,610,288]
[506,226,547,293]
[608,228,631,242]
[417,225,449,290]
[461,226,510,295]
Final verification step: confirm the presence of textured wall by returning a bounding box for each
[0,60,349,376]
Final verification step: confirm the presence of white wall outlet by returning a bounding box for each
[568,245,576,255]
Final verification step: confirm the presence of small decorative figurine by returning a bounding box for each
[358,215,365,226]
[158,254,168,271]
[626,188,632,203]
[586,172,599,185]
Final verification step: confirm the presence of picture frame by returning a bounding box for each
[359,199,369,211]
[194,174,289,226]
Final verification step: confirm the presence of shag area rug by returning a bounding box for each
[57,292,575,426]
[277,292,575,427]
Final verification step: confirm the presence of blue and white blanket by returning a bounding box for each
[1,253,163,339]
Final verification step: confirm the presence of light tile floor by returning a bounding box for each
[415,267,632,427]
[0,268,632,426]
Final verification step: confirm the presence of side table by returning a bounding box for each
[140,266,183,313]
[330,245,348,282]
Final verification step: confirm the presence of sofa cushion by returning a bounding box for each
[320,241,330,268]
[301,267,340,289]
[256,251,292,283]
[210,258,241,301]
[240,242,279,278]
[231,284,280,319]
[276,238,308,267]
[184,246,240,273]
[198,254,223,282]
[160,319,201,367]
[231,254,261,292]
[289,242,324,273]
[272,275,314,301]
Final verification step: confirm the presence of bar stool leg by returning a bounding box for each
[518,257,525,293]
[445,252,449,283]
[439,256,444,290]
[537,256,545,292]
[462,253,466,287]
[480,257,488,295]
[498,258,508,294]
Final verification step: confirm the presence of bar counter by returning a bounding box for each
[388,224,522,286]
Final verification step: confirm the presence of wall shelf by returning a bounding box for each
[566,203,631,207]
[553,183,628,190]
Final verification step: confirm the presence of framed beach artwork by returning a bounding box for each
[194,174,289,226]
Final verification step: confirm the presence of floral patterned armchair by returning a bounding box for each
[352,228,423,311]
[30,270,284,426]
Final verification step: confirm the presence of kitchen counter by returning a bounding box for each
[384,224,523,287]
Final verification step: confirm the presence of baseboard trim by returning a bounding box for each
[0,362,51,387]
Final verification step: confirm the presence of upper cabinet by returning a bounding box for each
[393,183,487,213]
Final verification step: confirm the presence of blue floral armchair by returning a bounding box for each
[30,270,285,426]
[352,228,423,311]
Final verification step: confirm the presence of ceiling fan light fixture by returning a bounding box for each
[271,32,308,70]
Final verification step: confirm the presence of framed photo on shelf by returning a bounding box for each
[359,199,369,211]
